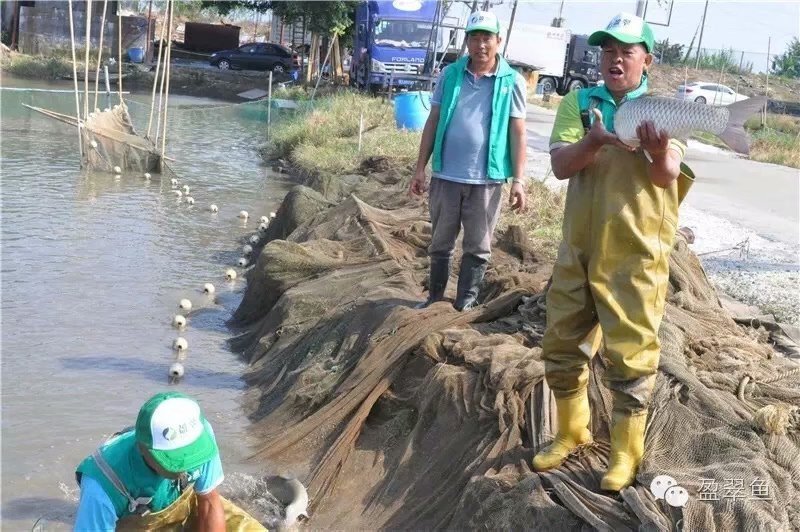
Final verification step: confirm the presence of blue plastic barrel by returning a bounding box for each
[128,47,144,63]
[393,91,432,131]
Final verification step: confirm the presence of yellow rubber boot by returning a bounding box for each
[532,390,592,471]
[601,412,648,491]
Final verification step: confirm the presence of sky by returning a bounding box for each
[489,1,800,71]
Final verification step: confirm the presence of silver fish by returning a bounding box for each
[614,96,767,155]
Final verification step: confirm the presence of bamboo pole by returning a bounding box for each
[763,37,771,126]
[160,0,175,170]
[147,9,168,138]
[93,0,109,112]
[118,7,123,102]
[267,70,273,141]
[104,65,111,109]
[83,0,93,120]
[68,0,84,159]
[155,2,174,145]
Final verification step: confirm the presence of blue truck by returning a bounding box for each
[350,0,447,92]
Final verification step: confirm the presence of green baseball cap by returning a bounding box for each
[465,10,501,34]
[135,392,218,473]
[588,13,655,53]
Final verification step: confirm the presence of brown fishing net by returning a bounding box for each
[232,160,800,531]
[81,103,161,173]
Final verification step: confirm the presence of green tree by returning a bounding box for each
[653,38,684,66]
[200,1,355,37]
[771,37,800,78]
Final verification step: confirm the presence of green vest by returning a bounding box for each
[431,55,518,181]
[76,430,198,517]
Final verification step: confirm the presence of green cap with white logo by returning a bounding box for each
[588,13,655,53]
[465,10,501,34]
[135,392,217,473]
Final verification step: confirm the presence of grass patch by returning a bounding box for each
[749,128,800,168]
[498,179,565,261]
[745,113,800,135]
[1,53,72,79]
[261,92,419,175]
[0,48,105,80]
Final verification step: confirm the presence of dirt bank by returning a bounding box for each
[229,98,800,529]
[124,63,295,102]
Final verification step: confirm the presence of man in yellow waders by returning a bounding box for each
[74,392,267,531]
[531,13,694,491]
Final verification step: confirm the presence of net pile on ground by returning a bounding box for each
[231,161,800,531]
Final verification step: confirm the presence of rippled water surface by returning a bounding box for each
[1,76,292,528]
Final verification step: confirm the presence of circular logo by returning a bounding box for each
[162,427,177,441]
[392,0,422,11]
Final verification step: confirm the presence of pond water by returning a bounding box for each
[1,76,292,528]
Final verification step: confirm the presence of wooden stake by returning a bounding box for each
[358,112,364,153]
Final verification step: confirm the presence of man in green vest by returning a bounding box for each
[409,10,528,311]
[74,392,264,531]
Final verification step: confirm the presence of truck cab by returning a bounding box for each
[564,35,600,93]
[351,0,442,92]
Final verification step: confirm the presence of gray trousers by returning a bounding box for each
[428,177,504,262]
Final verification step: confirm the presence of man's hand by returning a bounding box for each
[587,108,635,152]
[509,182,526,213]
[409,169,428,197]
[636,120,670,157]
[195,489,226,532]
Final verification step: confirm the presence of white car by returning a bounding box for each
[675,82,749,105]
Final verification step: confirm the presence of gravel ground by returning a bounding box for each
[680,204,799,325]
[525,141,800,326]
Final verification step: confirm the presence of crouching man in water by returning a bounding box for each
[532,14,694,491]
[409,10,528,311]
[74,392,265,531]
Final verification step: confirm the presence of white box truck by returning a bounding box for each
[504,23,600,94]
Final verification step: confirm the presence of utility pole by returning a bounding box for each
[695,0,709,70]
[552,0,565,27]
[635,0,647,17]
[503,0,518,56]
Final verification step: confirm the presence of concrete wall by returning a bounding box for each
[18,1,117,55]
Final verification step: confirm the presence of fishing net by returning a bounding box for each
[232,159,800,531]
[81,102,161,173]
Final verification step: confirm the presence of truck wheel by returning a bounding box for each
[567,79,585,92]
[538,77,556,94]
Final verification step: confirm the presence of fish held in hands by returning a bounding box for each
[614,96,766,155]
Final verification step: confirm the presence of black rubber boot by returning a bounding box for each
[416,257,451,309]
[453,254,488,311]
